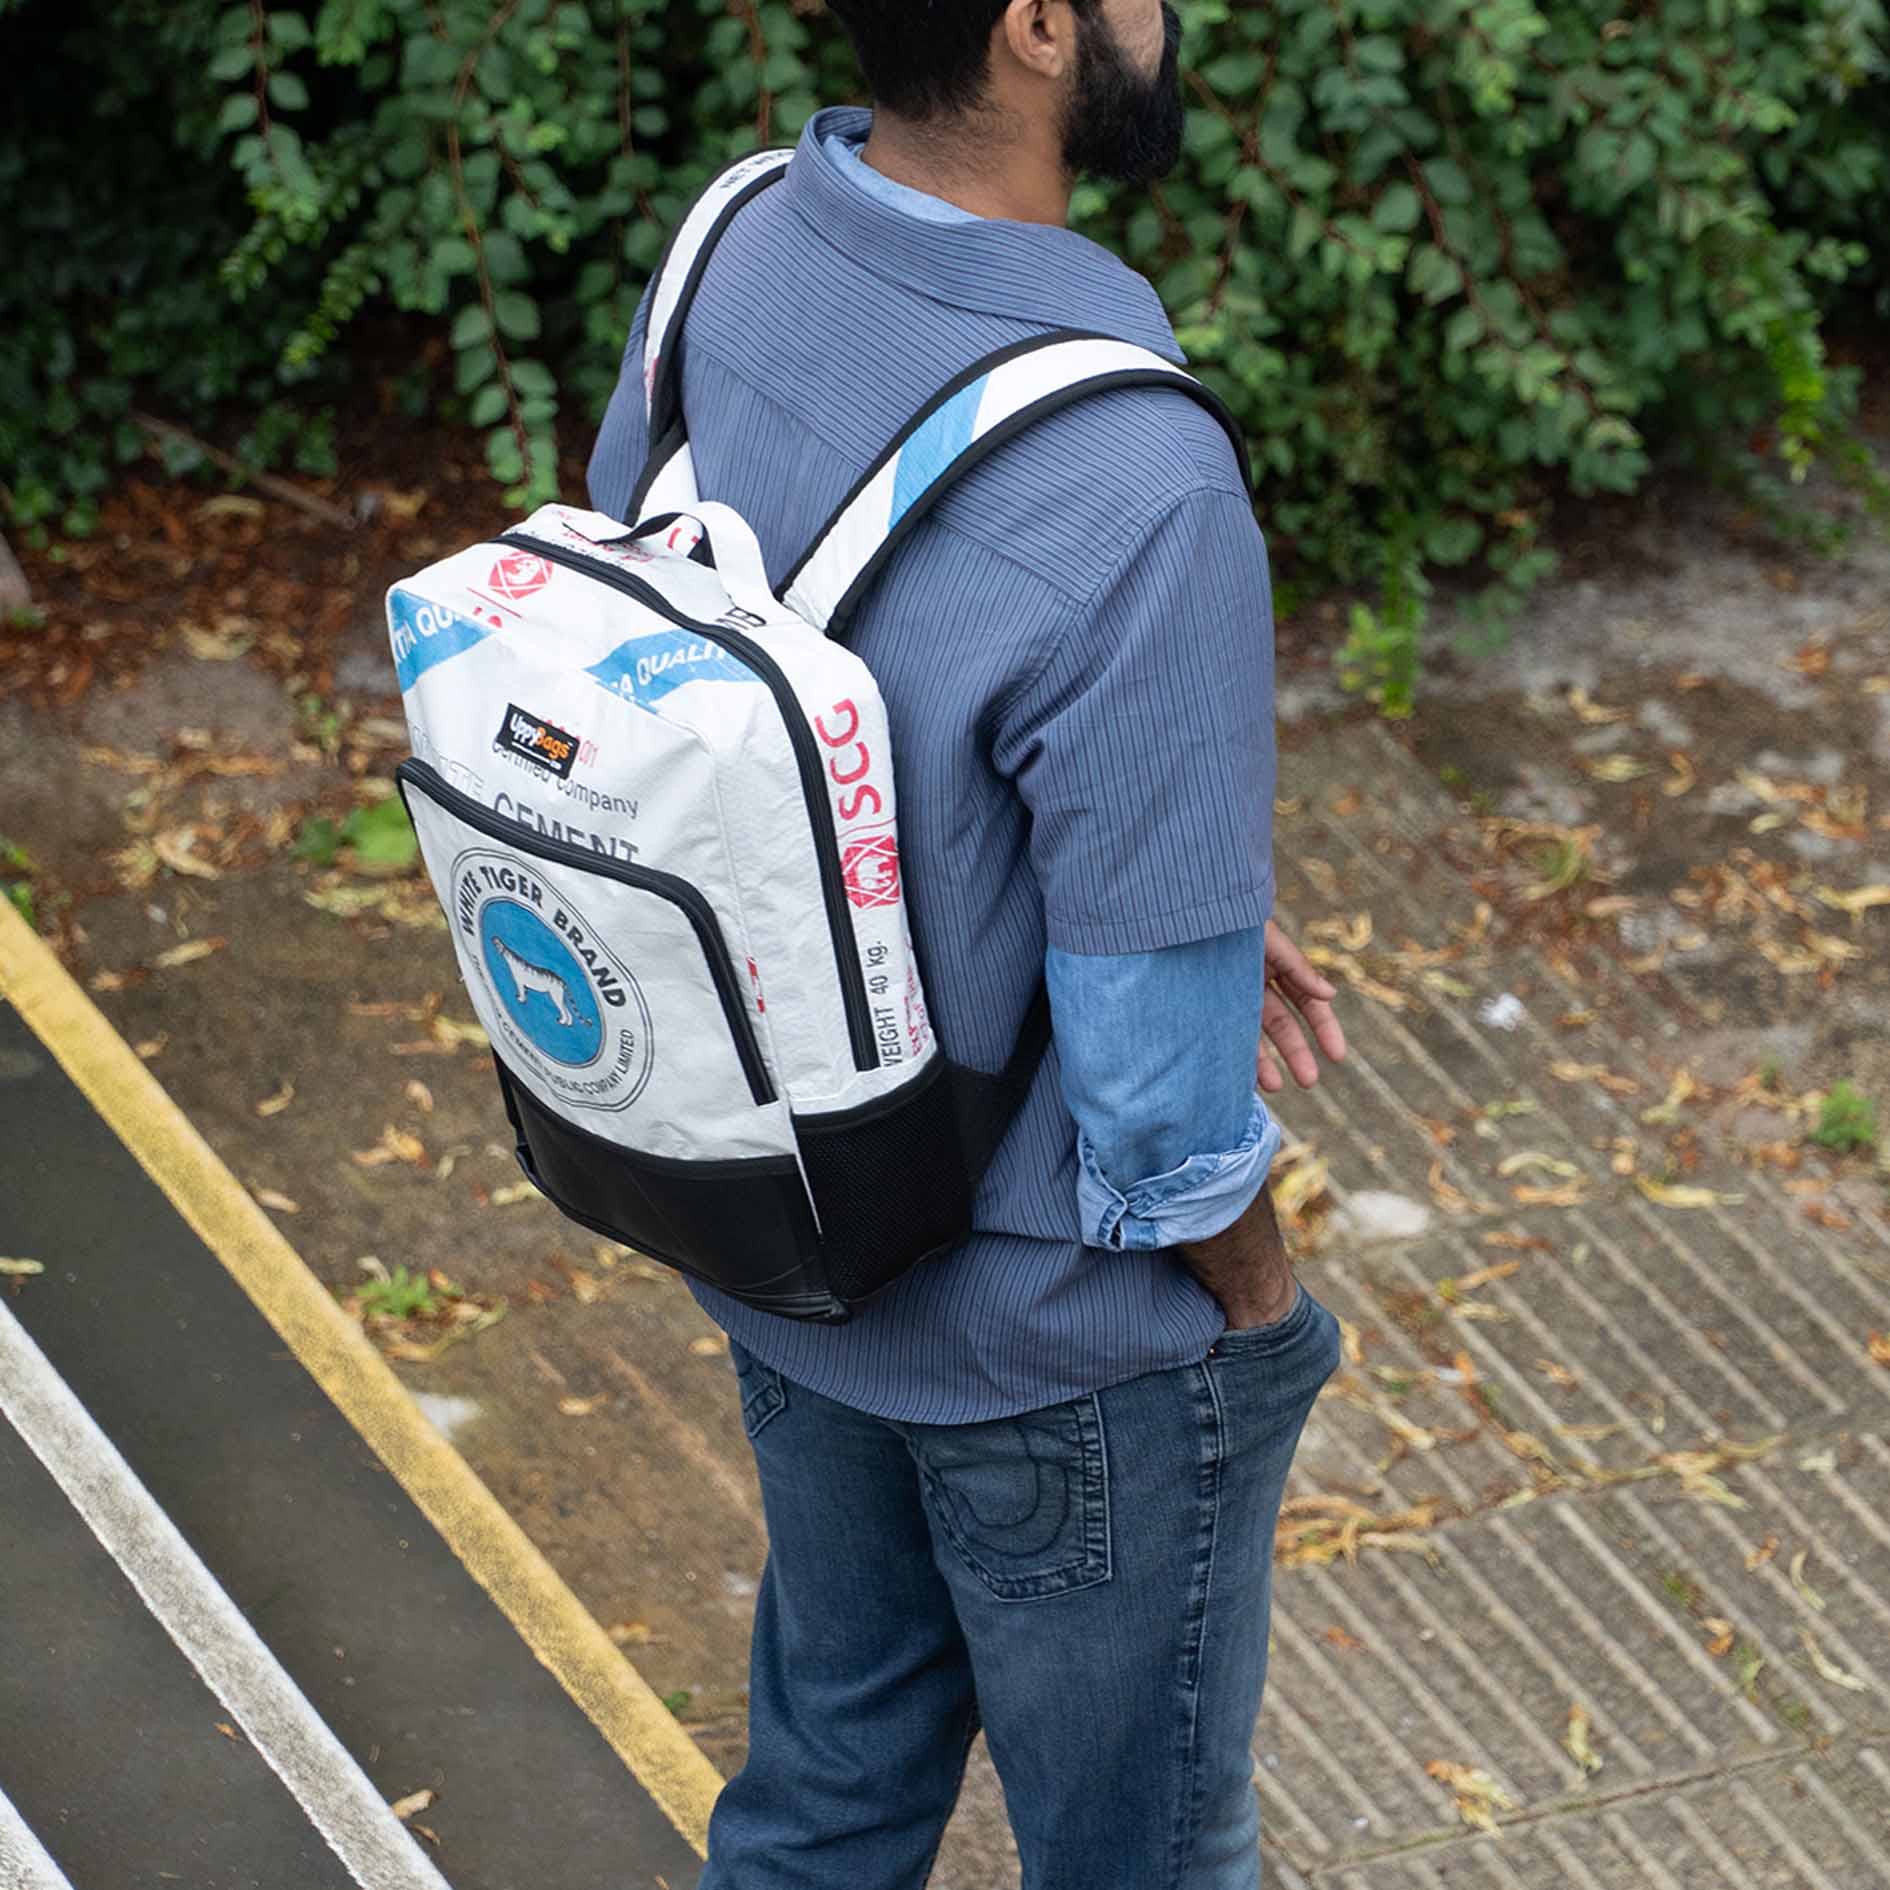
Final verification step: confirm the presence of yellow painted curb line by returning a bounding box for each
[0,903,724,1857]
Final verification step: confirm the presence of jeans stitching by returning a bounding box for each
[1169,1361,1225,1887]
[739,1363,787,1440]
[918,1398,1111,1602]
[1210,1283,1316,1361]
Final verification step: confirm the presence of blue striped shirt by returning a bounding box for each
[588,107,1279,1423]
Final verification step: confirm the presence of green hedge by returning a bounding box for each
[4,0,1886,704]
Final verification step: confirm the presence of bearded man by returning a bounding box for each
[589,5,1349,1883]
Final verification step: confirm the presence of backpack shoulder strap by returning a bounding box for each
[629,146,793,518]
[778,330,1252,639]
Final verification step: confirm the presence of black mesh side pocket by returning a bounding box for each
[794,1058,974,1306]
[495,1061,842,1321]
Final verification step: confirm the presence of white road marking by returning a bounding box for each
[0,1307,452,1890]
[0,1785,75,1890]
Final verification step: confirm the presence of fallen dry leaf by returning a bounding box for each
[352,1124,427,1168]
[1321,1625,1366,1652]
[251,1187,299,1214]
[558,1394,607,1417]
[1428,1159,1498,1216]
[607,1620,662,1646]
[254,1081,295,1118]
[1424,1760,1520,1834]
[1801,1631,1868,1693]
[1496,1151,1581,1179]
[215,1722,238,1741]
[689,1334,729,1357]
[1563,1702,1602,1774]
[1567,687,1629,724]
[1663,752,1696,797]
[1535,1357,1580,1389]
[151,937,227,970]
[431,1014,489,1050]
[1867,1333,1890,1368]
[1304,910,1373,950]
[1580,753,1653,783]
[1636,1177,1743,1209]
[1550,1059,1642,1095]
[1270,1147,1331,1225]
[153,827,222,880]
[1640,1069,1702,1125]
[1701,1617,1736,1658]
[487,1180,539,1207]
[404,1079,435,1115]
[1511,1182,1588,1207]
[0,1258,45,1277]
[389,1788,436,1821]
[1789,1547,1826,1613]
[1746,1534,1780,1572]
[1439,1261,1521,1299]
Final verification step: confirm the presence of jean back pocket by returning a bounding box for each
[910,1396,1111,1603]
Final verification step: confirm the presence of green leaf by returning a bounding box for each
[492,291,539,340]
[482,230,527,285]
[267,70,309,111]
[1445,305,1485,352]
[485,428,525,485]
[219,93,259,132]
[1201,52,1264,92]
[1423,158,1472,205]
[508,359,555,398]
[1373,183,1421,233]
[1423,516,1484,564]
[454,344,498,394]
[468,383,509,426]
[340,796,418,872]
[450,304,492,349]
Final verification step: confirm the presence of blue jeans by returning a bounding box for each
[705,1284,1342,1889]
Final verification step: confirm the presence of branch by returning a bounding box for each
[129,413,357,530]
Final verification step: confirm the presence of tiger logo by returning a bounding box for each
[491,936,576,1028]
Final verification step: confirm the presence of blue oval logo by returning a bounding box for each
[478,900,603,1067]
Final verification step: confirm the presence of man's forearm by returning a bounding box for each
[1178,1180,1296,1331]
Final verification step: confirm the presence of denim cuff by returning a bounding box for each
[1076,1092,1284,1252]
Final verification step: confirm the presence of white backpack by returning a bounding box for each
[389,149,1248,1321]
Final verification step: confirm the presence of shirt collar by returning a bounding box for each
[783,106,1184,364]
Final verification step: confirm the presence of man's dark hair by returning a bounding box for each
[826,0,1089,119]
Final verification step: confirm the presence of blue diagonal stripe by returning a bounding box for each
[389,589,492,693]
[888,375,988,528]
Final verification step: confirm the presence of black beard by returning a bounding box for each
[1058,2,1185,186]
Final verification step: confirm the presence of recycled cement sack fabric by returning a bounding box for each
[389,501,936,1172]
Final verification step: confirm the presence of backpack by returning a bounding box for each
[389,148,1250,1323]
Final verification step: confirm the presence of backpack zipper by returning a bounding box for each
[494,530,879,1073]
[397,757,776,1106]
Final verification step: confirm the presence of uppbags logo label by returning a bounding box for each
[451,848,654,1111]
[494,701,580,779]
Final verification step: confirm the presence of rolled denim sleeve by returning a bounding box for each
[1046,927,1281,1252]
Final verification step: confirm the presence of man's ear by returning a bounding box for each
[996,0,1080,86]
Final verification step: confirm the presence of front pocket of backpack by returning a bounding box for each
[400,759,837,1312]
[400,758,775,1127]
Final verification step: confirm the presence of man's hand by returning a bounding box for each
[1257,917,1347,1094]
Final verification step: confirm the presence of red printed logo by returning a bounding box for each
[488,550,553,600]
[841,834,901,910]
